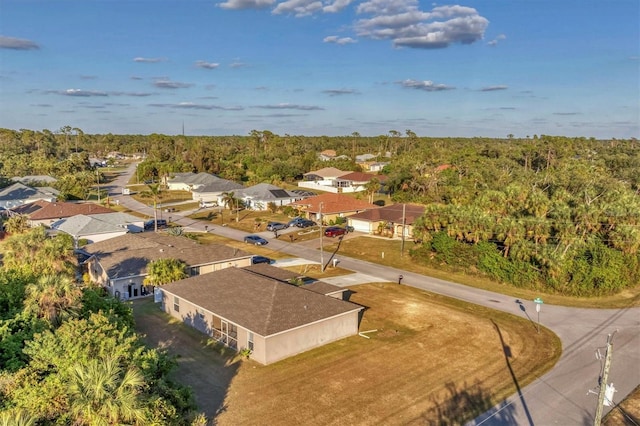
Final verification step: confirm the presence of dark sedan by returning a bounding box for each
[244,235,269,245]
[296,219,316,228]
[252,255,272,264]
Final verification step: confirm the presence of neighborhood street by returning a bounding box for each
[107,164,640,425]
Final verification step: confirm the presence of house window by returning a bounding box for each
[212,315,223,340]
[196,308,205,321]
[189,266,200,276]
[173,296,180,312]
[248,332,254,352]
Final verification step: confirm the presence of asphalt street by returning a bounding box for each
[108,164,640,425]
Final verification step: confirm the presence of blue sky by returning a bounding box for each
[1,0,638,138]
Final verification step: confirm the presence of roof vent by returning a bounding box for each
[159,248,164,252]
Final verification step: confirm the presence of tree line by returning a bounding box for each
[1,127,639,296]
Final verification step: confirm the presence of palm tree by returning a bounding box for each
[24,274,82,327]
[0,409,37,426]
[364,178,381,203]
[68,356,147,425]
[221,191,243,222]
[3,214,30,234]
[144,258,188,288]
[141,183,162,231]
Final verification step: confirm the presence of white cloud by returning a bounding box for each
[488,34,506,46]
[150,102,243,111]
[133,57,167,63]
[480,85,508,92]
[356,3,489,49]
[322,0,355,13]
[52,89,109,97]
[273,0,323,17]
[323,35,357,45]
[154,79,193,89]
[0,36,39,50]
[399,79,454,91]
[219,0,275,10]
[195,60,220,69]
[254,103,324,110]
[323,88,360,96]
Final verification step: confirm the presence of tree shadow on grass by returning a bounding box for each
[415,380,517,425]
[132,300,240,424]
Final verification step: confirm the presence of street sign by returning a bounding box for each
[533,297,544,332]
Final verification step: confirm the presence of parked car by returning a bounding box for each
[287,217,305,227]
[244,235,269,245]
[199,200,217,208]
[324,226,347,237]
[252,255,272,265]
[266,222,288,232]
[144,219,167,230]
[296,219,316,228]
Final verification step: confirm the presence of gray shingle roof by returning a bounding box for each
[162,268,362,336]
[83,233,252,279]
[52,214,127,237]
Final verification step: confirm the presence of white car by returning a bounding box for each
[199,201,217,208]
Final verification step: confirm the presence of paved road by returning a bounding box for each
[110,164,640,425]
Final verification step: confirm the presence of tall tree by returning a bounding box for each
[144,258,188,287]
[24,274,82,327]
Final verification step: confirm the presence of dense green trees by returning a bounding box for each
[0,230,204,424]
[1,128,638,296]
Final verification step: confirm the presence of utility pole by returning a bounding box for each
[96,168,101,203]
[593,331,617,426]
[400,203,406,256]
[319,202,324,272]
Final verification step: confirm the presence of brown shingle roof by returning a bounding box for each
[83,233,252,279]
[162,268,362,336]
[290,193,377,214]
[337,172,387,183]
[28,201,115,220]
[348,203,425,224]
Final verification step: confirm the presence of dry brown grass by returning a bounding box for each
[216,283,561,426]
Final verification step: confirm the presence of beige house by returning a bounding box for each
[83,233,253,300]
[161,265,363,365]
[347,203,425,238]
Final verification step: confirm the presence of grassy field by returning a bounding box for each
[215,283,560,425]
[133,283,560,425]
[323,236,640,310]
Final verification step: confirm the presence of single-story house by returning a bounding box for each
[11,175,58,185]
[166,173,244,205]
[9,200,115,227]
[318,149,337,161]
[165,172,217,191]
[192,182,244,205]
[363,162,389,173]
[83,233,253,300]
[0,182,59,210]
[348,203,425,238]
[51,212,144,245]
[289,193,378,224]
[160,266,363,365]
[234,183,307,210]
[241,263,350,300]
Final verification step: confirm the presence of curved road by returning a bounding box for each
[108,164,640,425]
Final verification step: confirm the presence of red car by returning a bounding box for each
[324,226,347,237]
